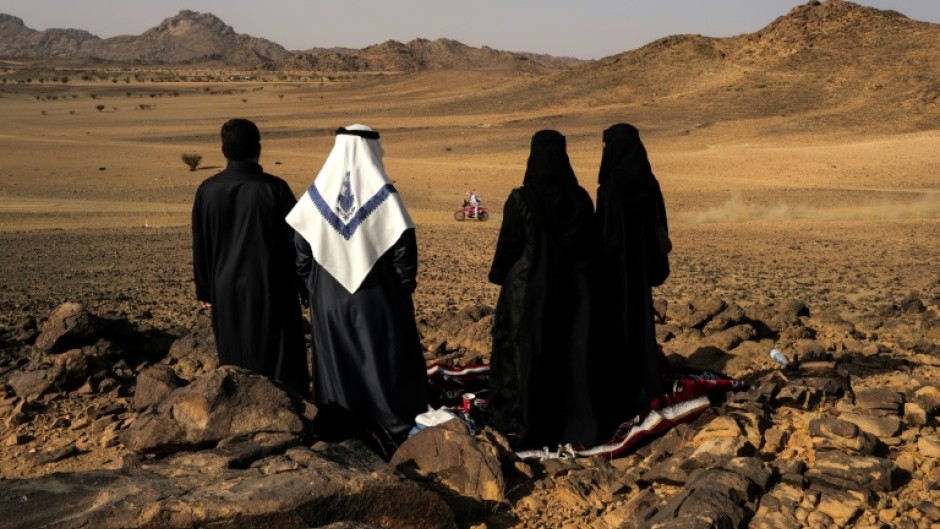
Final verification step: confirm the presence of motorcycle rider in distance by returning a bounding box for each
[466,190,482,218]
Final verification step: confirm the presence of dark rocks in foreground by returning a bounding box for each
[123,365,308,454]
[0,439,455,529]
[3,296,940,529]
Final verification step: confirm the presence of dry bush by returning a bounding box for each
[95,104,105,112]
[181,153,202,171]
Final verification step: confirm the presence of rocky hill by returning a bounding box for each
[0,11,292,67]
[484,0,939,130]
[285,38,584,72]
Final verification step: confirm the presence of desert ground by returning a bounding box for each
[1,72,937,337]
[0,71,938,527]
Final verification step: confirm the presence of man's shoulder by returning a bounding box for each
[261,171,289,184]
[195,170,228,190]
[260,172,294,194]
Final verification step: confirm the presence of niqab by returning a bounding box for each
[520,130,593,260]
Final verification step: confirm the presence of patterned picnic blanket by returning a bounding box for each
[424,362,749,459]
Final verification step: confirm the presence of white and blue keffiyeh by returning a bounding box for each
[286,124,414,293]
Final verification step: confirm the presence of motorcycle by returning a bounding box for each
[454,203,489,221]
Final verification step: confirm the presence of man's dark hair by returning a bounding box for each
[221,118,261,161]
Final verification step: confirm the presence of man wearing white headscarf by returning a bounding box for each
[287,124,427,450]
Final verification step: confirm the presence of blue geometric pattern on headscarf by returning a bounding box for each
[307,183,396,240]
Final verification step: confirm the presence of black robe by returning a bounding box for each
[192,160,309,395]
[590,124,669,439]
[295,228,427,440]
[488,130,597,448]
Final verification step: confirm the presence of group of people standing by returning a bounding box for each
[488,125,671,449]
[192,120,427,454]
[191,118,669,455]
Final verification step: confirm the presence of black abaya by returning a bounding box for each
[488,130,597,448]
[590,124,669,439]
[295,228,427,440]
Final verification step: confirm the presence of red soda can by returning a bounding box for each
[461,393,476,414]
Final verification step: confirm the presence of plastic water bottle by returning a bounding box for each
[770,348,790,367]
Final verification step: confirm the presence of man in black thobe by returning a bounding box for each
[192,118,309,395]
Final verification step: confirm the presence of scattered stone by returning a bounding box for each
[762,428,789,454]
[748,299,808,335]
[165,316,218,380]
[806,452,895,494]
[904,402,928,427]
[122,366,305,454]
[35,442,80,465]
[854,387,904,414]
[776,384,823,410]
[51,348,91,389]
[34,302,99,353]
[703,303,746,335]
[910,385,940,416]
[3,433,32,446]
[918,436,940,459]
[838,412,902,439]
[7,367,62,399]
[809,418,879,455]
[391,417,504,520]
[671,297,727,329]
[133,365,185,410]
[705,323,757,351]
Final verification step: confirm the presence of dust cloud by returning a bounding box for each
[678,190,940,224]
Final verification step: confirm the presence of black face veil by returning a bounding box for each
[524,129,579,188]
[598,123,654,186]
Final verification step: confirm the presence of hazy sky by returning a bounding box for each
[2,0,939,59]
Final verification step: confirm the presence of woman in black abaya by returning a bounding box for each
[488,129,597,449]
[590,123,670,440]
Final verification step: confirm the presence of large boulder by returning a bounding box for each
[391,418,504,520]
[122,366,305,454]
[34,302,99,353]
[0,439,455,529]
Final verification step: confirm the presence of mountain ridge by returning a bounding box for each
[0,11,582,71]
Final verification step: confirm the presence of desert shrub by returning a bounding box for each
[96,104,105,112]
[182,153,202,171]
[90,93,97,99]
